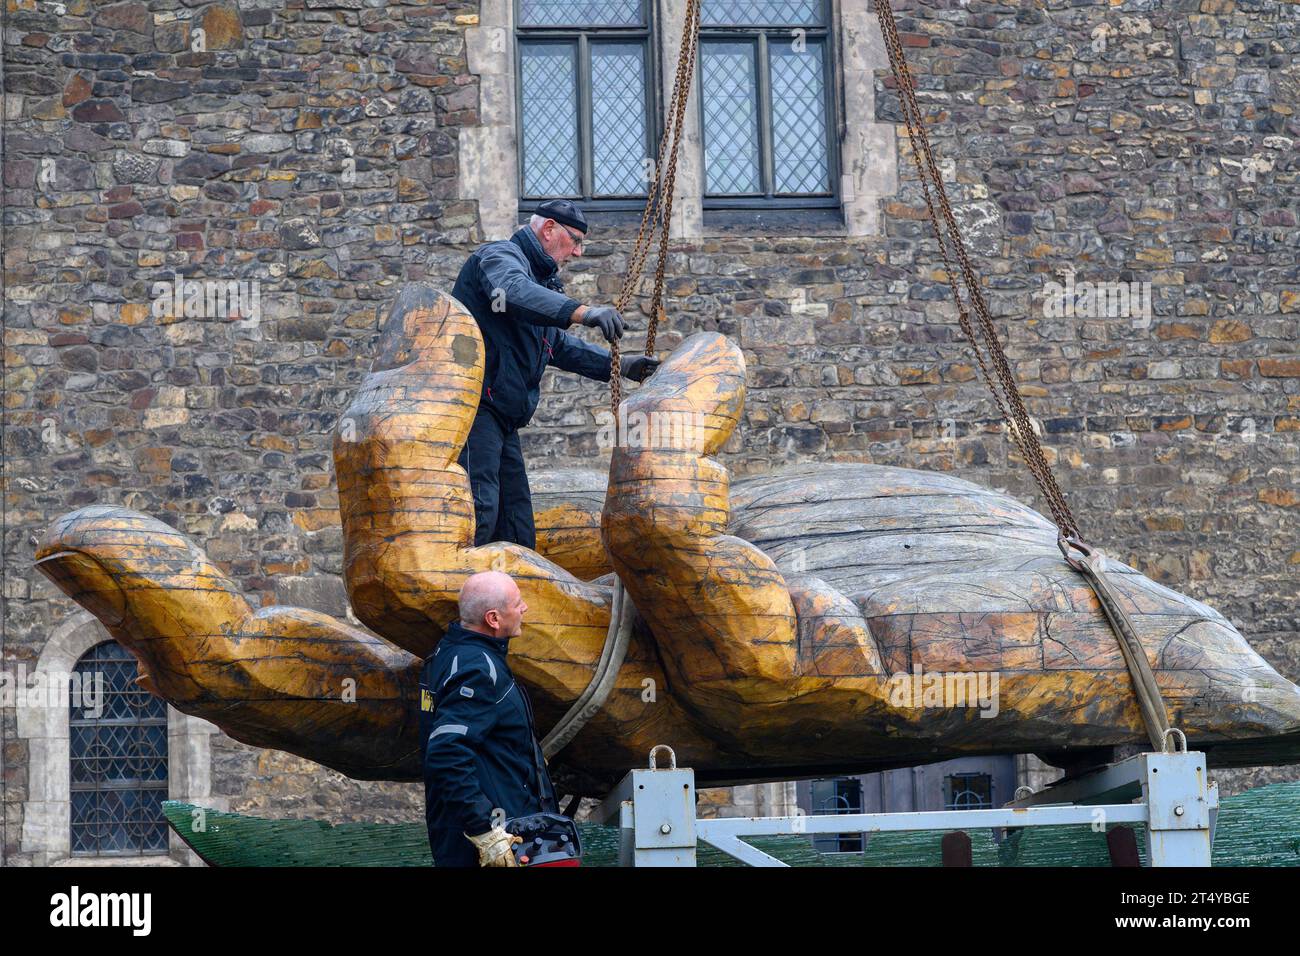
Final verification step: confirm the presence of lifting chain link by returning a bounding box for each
[877,0,1174,750]
[876,0,1080,542]
[608,0,701,420]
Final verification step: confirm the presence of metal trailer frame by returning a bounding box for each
[596,740,1219,867]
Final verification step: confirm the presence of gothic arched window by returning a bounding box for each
[69,641,170,856]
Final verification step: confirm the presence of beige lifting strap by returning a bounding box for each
[542,0,703,760]
[876,0,1171,751]
[1059,539,1171,750]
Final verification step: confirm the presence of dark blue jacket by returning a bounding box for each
[419,621,558,867]
[451,226,612,430]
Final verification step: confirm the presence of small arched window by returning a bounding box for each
[69,641,170,856]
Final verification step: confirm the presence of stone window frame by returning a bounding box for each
[16,611,218,866]
[463,0,896,240]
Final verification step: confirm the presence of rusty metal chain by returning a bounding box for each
[608,0,1077,537]
[876,0,1081,542]
[876,1,1178,747]
[609,0,701,417]
[544,2,702,760]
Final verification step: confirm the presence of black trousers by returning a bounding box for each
[458,409,536,549]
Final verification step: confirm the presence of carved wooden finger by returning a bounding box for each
[331,286,702,756]
[601,333,809,728]
[34,506,423,779]
[333,286,613,665]
[530,468,612,582]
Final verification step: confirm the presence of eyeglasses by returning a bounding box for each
[558,224,585,251]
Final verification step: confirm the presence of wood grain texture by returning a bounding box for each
[34,285,1300,789]
[34,505,421,780]
[530,468,612,582]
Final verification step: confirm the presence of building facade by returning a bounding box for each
[4,0,1299,864]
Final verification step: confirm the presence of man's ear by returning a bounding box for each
[483,609,501,631]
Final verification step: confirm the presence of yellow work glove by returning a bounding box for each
[465,826,522,867]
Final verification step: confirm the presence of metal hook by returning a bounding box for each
[1161,727,1188,754]
[1058,535,1107,574]
[1057,534,1088,571]
[648,744,677,770]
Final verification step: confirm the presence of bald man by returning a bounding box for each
[418,571,560,867]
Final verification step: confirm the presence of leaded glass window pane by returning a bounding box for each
[945,773,994,810]
[71,789,169,855]
[771,41,830,193]
[70,641,169,856]
[701,42,760,195]
[520,0,643,27]
[702,0,823,27]
[591,43,649,196]
[810,777,865,854]
[520,44,581,197]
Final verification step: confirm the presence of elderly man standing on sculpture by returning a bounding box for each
[450,200,659,549]
[420,570,558,867]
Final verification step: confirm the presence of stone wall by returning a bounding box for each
[4,0,1299,862]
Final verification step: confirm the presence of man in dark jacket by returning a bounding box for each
[451,200,659,549]
[420,570,558,867]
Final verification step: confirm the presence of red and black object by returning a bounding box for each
[506,812,582,867]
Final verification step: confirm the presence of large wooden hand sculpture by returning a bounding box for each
[34,286,1300,790]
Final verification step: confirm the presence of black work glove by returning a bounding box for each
[581,306,624,343]
[620,355,661,383]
